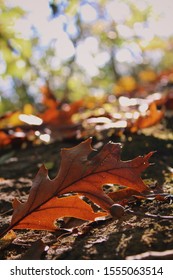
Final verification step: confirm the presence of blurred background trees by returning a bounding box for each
[1,0,173,114]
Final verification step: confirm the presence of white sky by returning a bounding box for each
[6,0,173,40]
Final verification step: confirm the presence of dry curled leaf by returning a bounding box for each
[0,138,153,236]
[131,102,164,132]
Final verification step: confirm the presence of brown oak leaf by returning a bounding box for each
[0,138,153,236]
[12,195,106,231]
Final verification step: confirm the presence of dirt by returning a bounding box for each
[0,116,173,260]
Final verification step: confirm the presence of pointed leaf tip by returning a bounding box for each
[34,164,48,179]
[7,138,154,233]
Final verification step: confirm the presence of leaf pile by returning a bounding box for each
[0,138,153,238]
[0,68,173,148]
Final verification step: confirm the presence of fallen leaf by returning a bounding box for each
[0,111,22,129]
[13,195,106,231]
[155,194,166,201]
[0,230,16,250]
[130,102,164,132]
[114,76,137,95]
[40,85,59,109]
[0,138,153,235]
[39,100,83,126]
[0,131,11,147]
[109,188,142,202]
[138,69,157,83]
[0,104,35,130]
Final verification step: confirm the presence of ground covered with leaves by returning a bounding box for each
[0,115,173,260]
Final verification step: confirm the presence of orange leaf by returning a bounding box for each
[40,85,59,109]
[1,138,153,235]
[131,102,164,132]
[13,195,106,231]
[0,131,11,147]
[39,100,83,125]
[109,188,142,202]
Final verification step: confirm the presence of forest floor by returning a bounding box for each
[0,115,173,260]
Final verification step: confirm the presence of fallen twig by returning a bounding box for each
[126,249,173,260]
[126,209,173,220]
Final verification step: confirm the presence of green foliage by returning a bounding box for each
[0,0,172,114]
[126,1,152,26]
[0,1,30,61]
[0,0,34,114]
